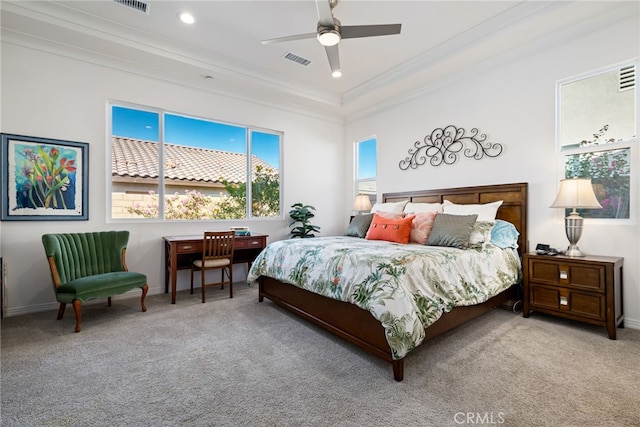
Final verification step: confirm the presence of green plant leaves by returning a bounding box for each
[289,203,320,238]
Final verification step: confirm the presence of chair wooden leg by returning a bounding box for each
[201,269,206,303]
[190,266,195,294]
[229,267,233,299]
[140,284,148,312]
[72,299,82,333]
[57,303,66,320]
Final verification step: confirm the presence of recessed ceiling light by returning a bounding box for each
[178,12,195,25]
[332,70,342,78]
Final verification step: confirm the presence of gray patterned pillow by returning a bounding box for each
[426,213,478,249]
[344,213,374,238]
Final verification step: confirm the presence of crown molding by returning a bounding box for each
[343,2,639,124]
[0,1,343,111]
[1,29,344,125]
[341,1,567,106]
[2,0,636,123]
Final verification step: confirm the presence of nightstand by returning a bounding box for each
[523,253,624,339]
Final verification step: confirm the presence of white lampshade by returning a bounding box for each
[550,178,601,257]
[353,194,372,212]
[550,178,602,209]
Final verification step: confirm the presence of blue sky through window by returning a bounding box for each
[112,106,280,168]
[112,107,159,141]
[358,137,377,179]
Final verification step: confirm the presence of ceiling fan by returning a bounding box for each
[261,0,402,77]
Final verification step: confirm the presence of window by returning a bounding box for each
[355,137,377,205]
[558,63,636,219]
[110,104,281,220]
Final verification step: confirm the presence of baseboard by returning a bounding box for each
[623,318,640,330]
[2,284,165,317]
[3,288,640,333]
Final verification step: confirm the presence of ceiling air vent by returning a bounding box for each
[619,65,635,92]
[283,52,312,67]
[112,0,149,14]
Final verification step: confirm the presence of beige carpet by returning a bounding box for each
[1,284,639,427]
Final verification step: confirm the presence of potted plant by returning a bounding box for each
[289,203,321,238]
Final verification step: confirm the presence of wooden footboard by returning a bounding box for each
[259,275,515,381]
[257,182,527,381]
[258,276,403,379]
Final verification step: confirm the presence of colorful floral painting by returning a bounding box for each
[1,134,88,220]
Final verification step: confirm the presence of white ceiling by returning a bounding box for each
[1,1,635,119]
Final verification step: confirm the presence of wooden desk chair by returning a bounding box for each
[190,231,235,303]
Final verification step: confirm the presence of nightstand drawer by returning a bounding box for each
[530,284,605,320]
[571,292,605,320]
[528,259,605,292]
[523,253,623,339]
[530,285,562,310]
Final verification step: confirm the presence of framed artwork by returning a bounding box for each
[1,133,89,221]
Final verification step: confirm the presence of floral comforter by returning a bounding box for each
[247,236,521,360]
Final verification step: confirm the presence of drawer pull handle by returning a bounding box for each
[560,296,568,306]
[182,245,192,250]
[559,270,568,280]
[251,241,259,245]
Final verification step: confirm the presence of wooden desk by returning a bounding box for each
[163,233,268,304]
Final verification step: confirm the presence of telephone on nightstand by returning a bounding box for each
[535,243,562,256]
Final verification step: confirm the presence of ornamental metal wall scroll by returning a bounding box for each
[399,125,503,170]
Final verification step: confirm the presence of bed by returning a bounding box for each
[248,182,528,381]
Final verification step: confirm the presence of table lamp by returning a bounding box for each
[353,194,372,214]
[550,178,602,257]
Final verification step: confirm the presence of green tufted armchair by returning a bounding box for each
[42,231,148,332]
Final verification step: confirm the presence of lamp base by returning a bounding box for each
[564,244,585,257]
[564,213,585,257]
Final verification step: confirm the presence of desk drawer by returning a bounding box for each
[176,242,202,253]
[235,237,265,249]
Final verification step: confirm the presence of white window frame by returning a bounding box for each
[556,60,638,225]
[354,136,377,206]
[107,101,283,222]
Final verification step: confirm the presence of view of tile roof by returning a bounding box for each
[112,137,277,184]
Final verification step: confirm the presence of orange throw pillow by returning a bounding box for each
[374,210,405,219]
[365,213,415,244]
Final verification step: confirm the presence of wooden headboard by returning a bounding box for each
[383,182,528,256]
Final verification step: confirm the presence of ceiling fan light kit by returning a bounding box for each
[261,0,401,76]
[317,28,341,46]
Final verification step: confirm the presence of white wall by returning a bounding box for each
[0,43,345,315]
[2,11,639,331]
[345,15,640,328]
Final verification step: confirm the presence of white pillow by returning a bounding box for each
[370,200,408,214]
[404,202,443,214]
[443,200,503,222]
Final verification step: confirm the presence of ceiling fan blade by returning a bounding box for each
[261,33,317,45]
[324,45,340,73]
[341,24,402,40]
[315,0,335,27]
